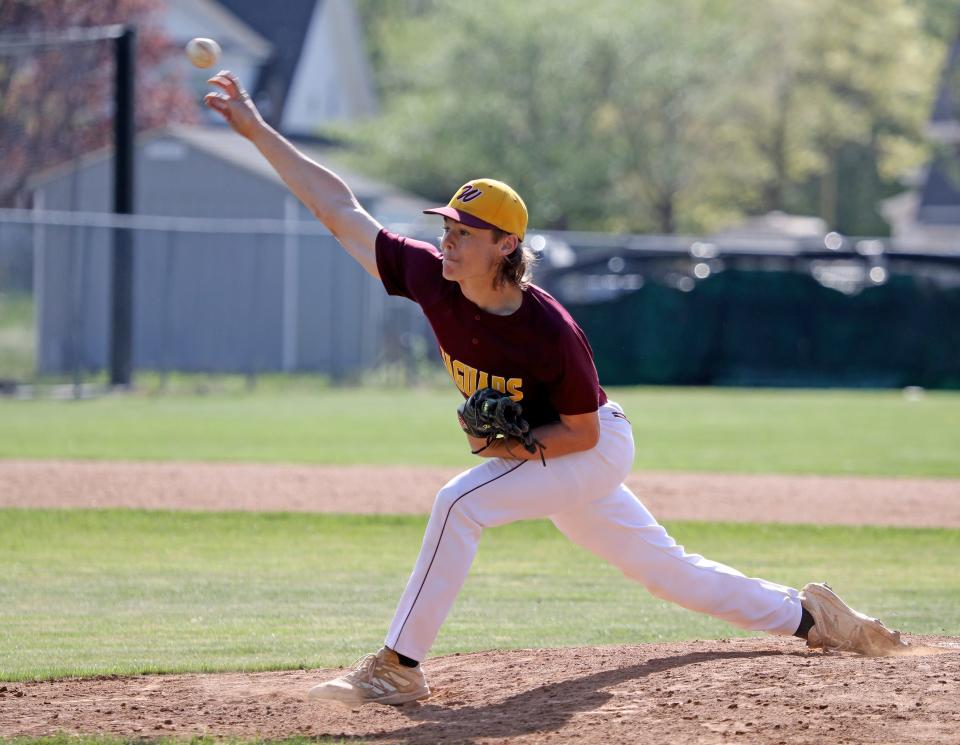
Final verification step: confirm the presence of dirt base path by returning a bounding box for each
[3,638,960,744]
[2,460,959,527]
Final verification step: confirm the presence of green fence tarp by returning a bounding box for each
[566,269,960,388]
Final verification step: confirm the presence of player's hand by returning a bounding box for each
[204,71,264,140]
[466,433,491,454]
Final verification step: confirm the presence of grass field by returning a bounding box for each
[1,508,957,682]
[1,385,958,476]
[0,292,33,382]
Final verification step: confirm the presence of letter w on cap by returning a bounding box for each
[456,185,483,203]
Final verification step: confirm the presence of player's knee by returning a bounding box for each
[431,484,462,515]
[431,484,485,531]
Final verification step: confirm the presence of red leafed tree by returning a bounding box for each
[0,0,198,207]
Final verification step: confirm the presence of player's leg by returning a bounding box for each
[384,422,633,663]
[373,403,634,668]
[308,443,630,705]
[550,485,908,655]
[549,483,804,634]
[308,404,621,704]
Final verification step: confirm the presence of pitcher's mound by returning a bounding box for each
[4,636,959,744]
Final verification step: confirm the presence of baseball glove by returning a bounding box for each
[458,387,546,465]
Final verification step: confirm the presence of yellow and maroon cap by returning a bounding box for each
[424,178,528,240]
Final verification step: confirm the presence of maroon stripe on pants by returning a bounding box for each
[392,460,527,653]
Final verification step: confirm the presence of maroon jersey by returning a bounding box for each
[376,229,607,428]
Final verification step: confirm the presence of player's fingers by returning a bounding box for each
[205,77,229,97]
[226,72,251,101]
[203,92,230,115]
[207,71,241,98]
[220,70,247,98]
[206,75,234,97]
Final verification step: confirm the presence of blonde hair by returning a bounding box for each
[491,228,538,289]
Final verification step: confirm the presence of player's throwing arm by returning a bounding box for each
[204,71,381,278]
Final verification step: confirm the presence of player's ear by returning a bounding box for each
[499,234,519,257]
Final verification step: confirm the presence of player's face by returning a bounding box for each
[439,218,503,284]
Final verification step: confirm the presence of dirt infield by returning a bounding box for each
[2,460,960,743]
[3,639,959,743]
[3,459,960,527]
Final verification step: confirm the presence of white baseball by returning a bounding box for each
[186,37,221,69]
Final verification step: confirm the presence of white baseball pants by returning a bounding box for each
[385,401,803,662]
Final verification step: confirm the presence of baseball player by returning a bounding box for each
[206,71,908,706]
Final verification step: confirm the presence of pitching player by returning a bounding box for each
[206,71,908,706]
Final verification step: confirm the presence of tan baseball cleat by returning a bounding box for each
[307,647,430,705]
[800,582,909,656]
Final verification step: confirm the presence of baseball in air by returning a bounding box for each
[185,37,221,68]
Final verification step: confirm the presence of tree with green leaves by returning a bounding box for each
[738,0,940,233]
[353,0,947,235]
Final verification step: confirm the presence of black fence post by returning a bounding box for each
[110,26,135,387]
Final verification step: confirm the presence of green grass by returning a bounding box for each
[1,386,958,476]
[0,292,34,381]
[1,509,956,682]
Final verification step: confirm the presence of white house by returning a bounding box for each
[161,0,378,136]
